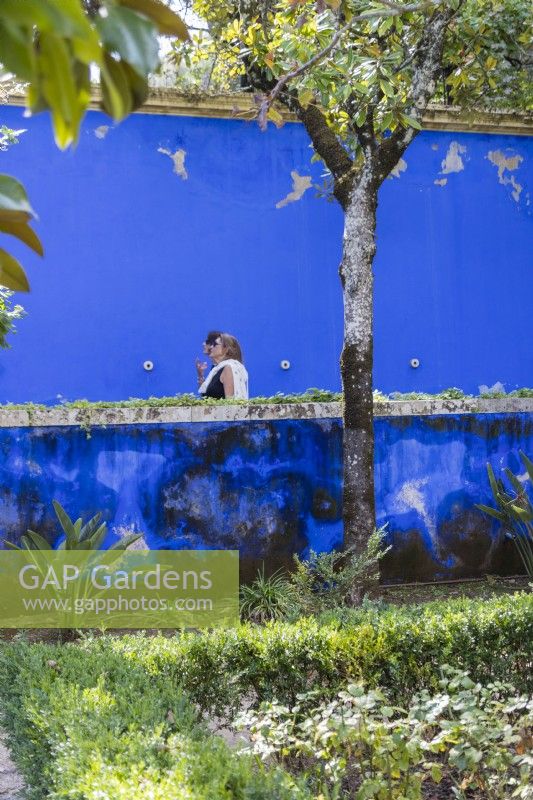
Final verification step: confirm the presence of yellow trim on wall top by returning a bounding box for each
[6,88,532,135]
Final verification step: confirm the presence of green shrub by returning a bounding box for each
[69,593,533,721]
[0,640,309,800]
[290,529,389,612]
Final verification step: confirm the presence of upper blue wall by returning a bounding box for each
[0,105,531,403]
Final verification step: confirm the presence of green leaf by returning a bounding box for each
[100,54,133,119]
[0,0,60,30]
[0,220,43,256]
[298,88,314,109]
[108,533,142,550]
[96,6,159,78]
[519,451,533,484]
[400,113,422,130]
[85,524,107,550]
[79,513,103,543]
[118,60,149,111]
[53,500,77,542]
[476,503,505,522]
[0,21,35,82]
[24,529,53,550]
[503,467,524,495]
[2,539,23,551]
[487,463,499,499]
[379,79,394,98]
[0,175,36,223]
[37,31,83,148]
[510,504,533,522]
[0,249,29,292]
[117,0,189,40]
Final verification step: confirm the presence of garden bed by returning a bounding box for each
[1,592,531,799]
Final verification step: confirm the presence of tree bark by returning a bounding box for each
[340,168,378,550]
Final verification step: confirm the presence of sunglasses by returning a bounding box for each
[205,340,222,349]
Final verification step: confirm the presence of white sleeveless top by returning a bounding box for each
[198,359,249,399]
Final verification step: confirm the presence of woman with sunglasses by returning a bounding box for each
[198,333,249,399]
[195,330,221,389]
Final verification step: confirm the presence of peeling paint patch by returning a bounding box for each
[94,126,110,139]
[276,171,312,208]
[434,178,447,187]
[431,143,439,151]
[158,147,188,180]
[487,150,524,203]
[440,141,466,175]
[390,158,407,179]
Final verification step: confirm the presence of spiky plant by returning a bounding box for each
[477,451,533,576]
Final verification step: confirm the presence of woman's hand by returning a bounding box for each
[196,358,208,385]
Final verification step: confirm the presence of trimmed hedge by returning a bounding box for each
[0,641,308,800]
[84,592,533,717]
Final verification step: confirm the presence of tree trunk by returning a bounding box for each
[339,170,378,551]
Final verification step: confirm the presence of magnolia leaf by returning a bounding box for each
[117,0,189,40]
[0,21,35,82]
[400,113,422,130]
[267,106,284,128]
[298,88,314,108]
[96,6,159,78]
[38,31,82,148]
[0,249,29,292]
[0,175,36,223]
[0,0,59,31]
[118,60,150,111]
[0,220,43,256]
[101,54,134,119]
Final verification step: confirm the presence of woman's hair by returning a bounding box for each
[205,330,222,346]
[220,333,243,363]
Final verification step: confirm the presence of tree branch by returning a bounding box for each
[295,102,355,209]
[376,3,464,181]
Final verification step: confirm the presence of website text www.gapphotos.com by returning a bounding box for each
[21,595,214,615]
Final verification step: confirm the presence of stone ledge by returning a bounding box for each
[0,397,531,428]
[6,90,532,134]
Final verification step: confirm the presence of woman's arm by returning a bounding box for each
[220,365,234,397]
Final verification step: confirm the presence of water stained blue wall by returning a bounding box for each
[0,105,530,403]
[0,413,531,581]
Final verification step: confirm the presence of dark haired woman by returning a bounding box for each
[198,333,248,399]
[195,330,222,389]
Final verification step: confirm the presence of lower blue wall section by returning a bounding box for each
[0,413,531,581]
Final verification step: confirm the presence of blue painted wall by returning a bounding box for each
[0,105,531,403]
[0,413,531,581]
